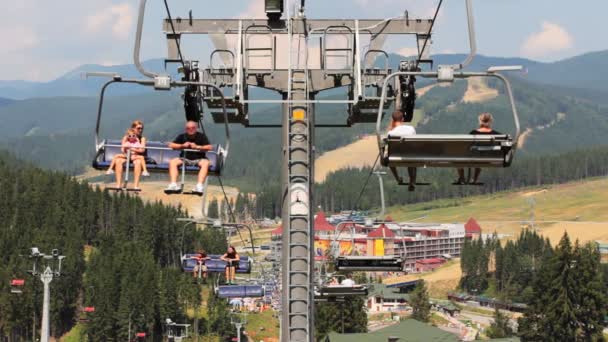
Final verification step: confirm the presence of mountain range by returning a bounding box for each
[0,51,607,193]
[1,50,608,100]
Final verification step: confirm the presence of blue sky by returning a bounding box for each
[1,0,606,81]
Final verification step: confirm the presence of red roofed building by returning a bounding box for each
[270,225,283,236]
[367,224,396,238]
[465,218,482,238]
[367,224,395,256]
[314,212,334,234]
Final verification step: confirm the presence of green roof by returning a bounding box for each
[325,320,521,342]
[326,319,458,342]
[368,284,411,301]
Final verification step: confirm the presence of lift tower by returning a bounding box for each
[133,0,435,340]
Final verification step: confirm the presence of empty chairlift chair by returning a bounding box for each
[10,279,24,294]
[314,284,369,302]
[216,285,266,298]
[375,66,522,185]
[335,255,404,272]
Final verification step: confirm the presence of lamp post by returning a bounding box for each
[27,247,65,342]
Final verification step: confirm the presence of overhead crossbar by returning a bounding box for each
[162,19,434,35]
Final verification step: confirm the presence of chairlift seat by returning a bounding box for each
[216,285,265,298]
[315,285,368,298]
[382,134,514,168]
[181,254,252,274]
[93,140,223,175]
[335,256,403,271]
[10,279,24,294]
[349,99,392,124]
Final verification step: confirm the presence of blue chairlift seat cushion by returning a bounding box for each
[93,139,223,175]
[217,285,265,298]
[181,254,251,273]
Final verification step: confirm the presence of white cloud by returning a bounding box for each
[0,26,39,54]
[354,0,437,17]
[397,47,418,57]
[236,0,266,19]
[85,3,134,41]
[521,21,573,58]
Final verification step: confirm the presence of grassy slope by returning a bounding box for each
[383,177,608,298]
[387,177,608,244]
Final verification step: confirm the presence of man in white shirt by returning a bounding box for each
[340,274,356,286]
[387,110,418,191]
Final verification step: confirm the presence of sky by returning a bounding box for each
[0,0,606,82]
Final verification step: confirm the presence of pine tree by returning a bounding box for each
[573,242,607,341]
[487,307,514,338]
[410,280,431,322]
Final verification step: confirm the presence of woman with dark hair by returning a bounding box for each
[455,113,502,184]
[107,120,148,189]
[221,246,240,285]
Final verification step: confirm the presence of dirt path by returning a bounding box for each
[462,78,498,103]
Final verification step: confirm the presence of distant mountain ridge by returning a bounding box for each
[1,50,607,99]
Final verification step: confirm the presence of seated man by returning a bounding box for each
[166,121,213,194]
[387,110,417,191]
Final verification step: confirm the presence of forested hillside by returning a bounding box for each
[0,152,233,340]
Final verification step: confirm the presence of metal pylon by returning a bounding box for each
[282,20,314,341]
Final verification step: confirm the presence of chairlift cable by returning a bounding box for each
[415,0,443,69]
[217,175,250,254]
[351,154,380,213]
[163,0,186,69]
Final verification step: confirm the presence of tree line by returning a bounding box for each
[459,230,607,341]
[0,151,234,340]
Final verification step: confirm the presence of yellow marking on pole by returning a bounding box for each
[292,109,306,121]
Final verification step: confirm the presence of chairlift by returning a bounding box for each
[78,306,96,322]
[216,284,266,298]
[86,72,230,194]
[335,255,404,272]
[376,66,521,187]
[181,254,252,274]
[314,284,368,302]
[165,318,190,341]
[10,279,24,294]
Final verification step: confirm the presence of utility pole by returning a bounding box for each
[26,247,65,342]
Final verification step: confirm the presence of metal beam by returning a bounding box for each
[163,18,433,35]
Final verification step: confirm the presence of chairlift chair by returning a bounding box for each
[79,306,96,323]
[216,284,266,298]
[10,279,24,294]
[181,254,253,274]
[87,73,230,194]
[375,66,522,186]
[335,255,404,272]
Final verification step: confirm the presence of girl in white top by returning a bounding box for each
[106,128,149,178]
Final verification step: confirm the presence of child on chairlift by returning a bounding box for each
[106,128,150,176]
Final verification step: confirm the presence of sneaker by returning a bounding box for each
[142,171,150,177]
[165,183,180,191]
[193,183,204,194]
[106,169,114,175]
